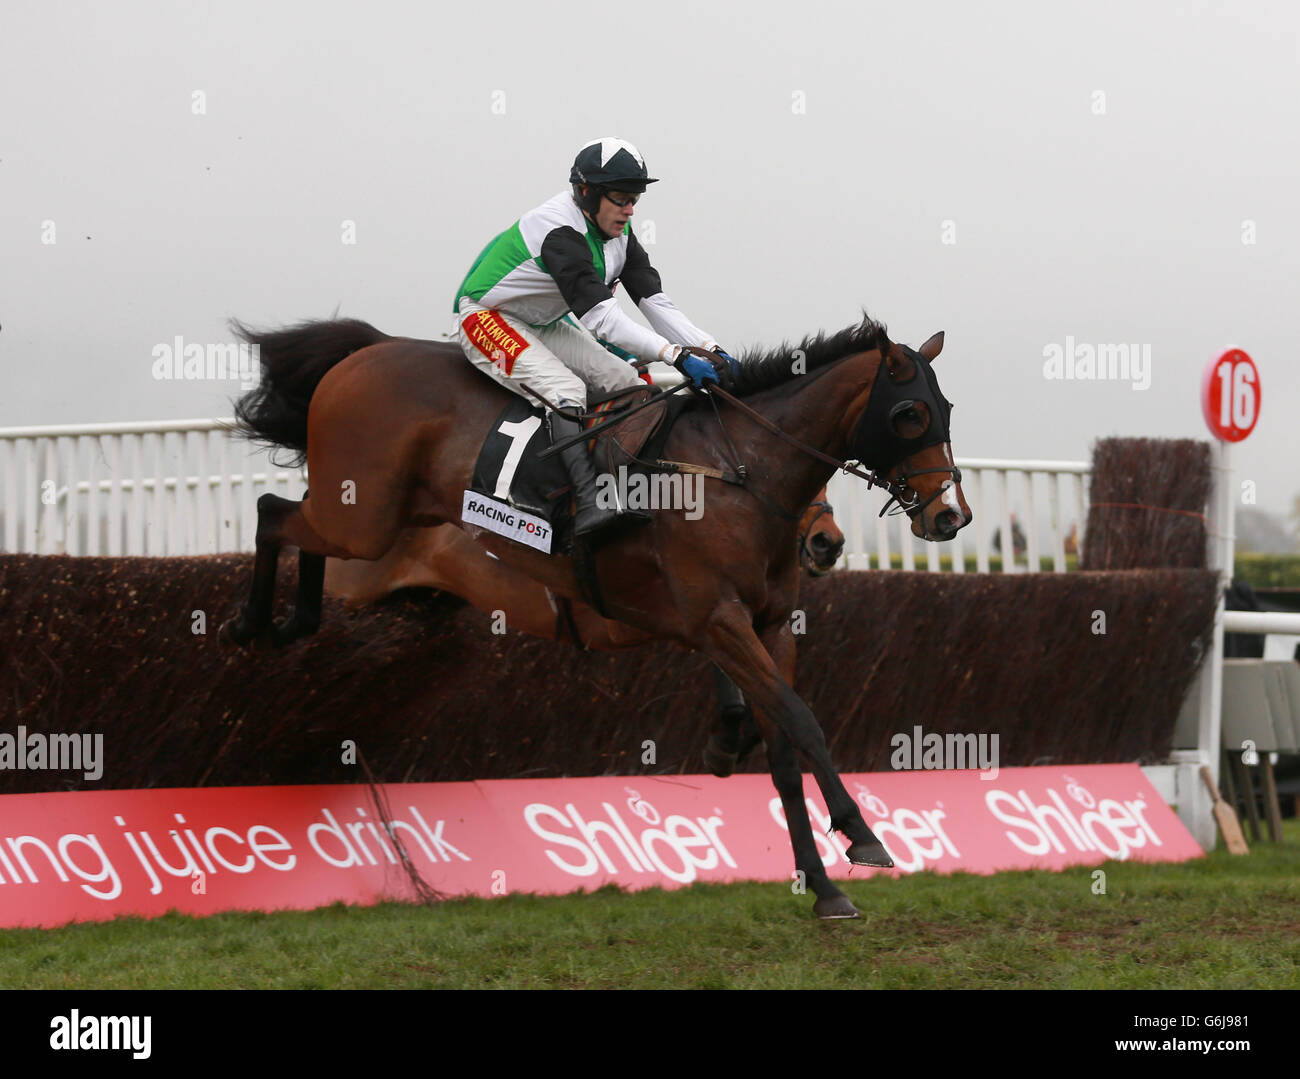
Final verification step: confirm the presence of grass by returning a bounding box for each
[3,822,1298,990]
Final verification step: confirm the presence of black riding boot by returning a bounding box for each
[551,412,621,537]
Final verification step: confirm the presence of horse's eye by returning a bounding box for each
[890,401,930,438]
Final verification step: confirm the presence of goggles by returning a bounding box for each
[602,190,641,207]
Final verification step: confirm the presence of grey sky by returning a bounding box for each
[2,0,1297,519]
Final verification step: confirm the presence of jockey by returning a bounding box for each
[452,136,734,537]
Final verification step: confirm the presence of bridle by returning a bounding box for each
[875,464,964,520]
[703,383,963,537]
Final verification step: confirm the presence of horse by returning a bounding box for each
[224,314,972,919]
[322,488,846,778]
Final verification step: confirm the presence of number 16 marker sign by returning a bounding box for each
[1201,348,1260,442]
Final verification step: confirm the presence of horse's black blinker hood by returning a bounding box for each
[849,347,952,472]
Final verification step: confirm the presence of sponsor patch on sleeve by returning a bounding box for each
[461,309,531,376]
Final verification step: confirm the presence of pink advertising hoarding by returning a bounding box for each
[0,765,1201,928]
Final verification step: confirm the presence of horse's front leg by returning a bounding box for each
[758,622,865,918]
[703,604,892,872]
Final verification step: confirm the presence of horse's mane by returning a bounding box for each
[730,315,890,397]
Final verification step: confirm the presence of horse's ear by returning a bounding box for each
[919,331,944,361]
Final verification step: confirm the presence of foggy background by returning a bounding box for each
[2,0,1297,542]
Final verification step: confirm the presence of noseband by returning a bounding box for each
[876,466,964,519]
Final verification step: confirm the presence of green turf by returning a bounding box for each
[4,821,1299,990]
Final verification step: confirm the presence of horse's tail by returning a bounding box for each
[229,317,392,466]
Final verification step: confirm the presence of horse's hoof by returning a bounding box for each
[814,895,860,920]
[272,615,304,646]
[220,617,256,646]
[702,740,738,778]
[846,840,894,868]
[271,607,320,646]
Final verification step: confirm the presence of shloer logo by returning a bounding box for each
[772,789,963,873]
[984,781,1163,860]
[523,796,737,883]
[50,1010,150,1059]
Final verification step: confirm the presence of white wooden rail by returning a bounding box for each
[2,419,1090,570]
[0,420,307,556]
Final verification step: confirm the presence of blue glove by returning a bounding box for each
[714,348,740,380]
[678,353,720,388]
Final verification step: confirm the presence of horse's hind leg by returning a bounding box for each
[272,549,325,645]
[223,492,343,647]
[221,493,300,645]
[704,664,763,777]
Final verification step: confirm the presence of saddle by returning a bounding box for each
[583,384,669,473]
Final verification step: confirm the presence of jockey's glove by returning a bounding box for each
[675,351,720,389]
[713,348,740,380]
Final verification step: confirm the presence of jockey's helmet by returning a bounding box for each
[570,137,658,216]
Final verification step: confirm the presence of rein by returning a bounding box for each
[528,364,962,533]
[530,379,694,458]
[703,385,962,526]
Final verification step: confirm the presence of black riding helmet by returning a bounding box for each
[570,137,658,216]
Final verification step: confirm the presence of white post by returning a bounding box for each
[1175,439,1233,850]
[1200,440,1234,786]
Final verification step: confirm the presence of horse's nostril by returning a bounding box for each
[935,510,961,535]
[811,535,832,552]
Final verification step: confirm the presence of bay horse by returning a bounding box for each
[322,489,845,778]
[224,314,972,918]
